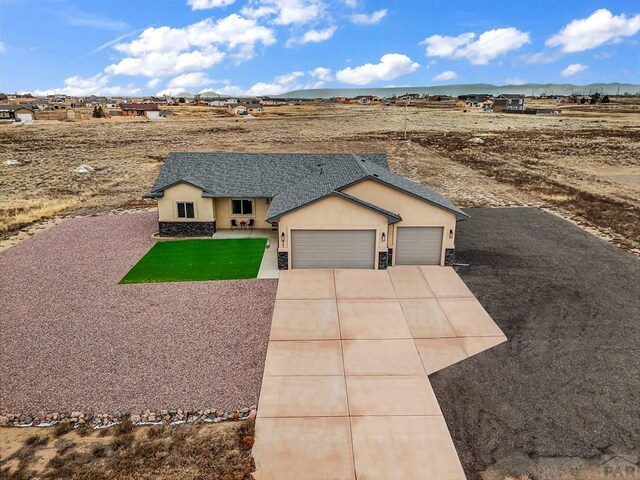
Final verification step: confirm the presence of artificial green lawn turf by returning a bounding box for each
[120,238,267,284]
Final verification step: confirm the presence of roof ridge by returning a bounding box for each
[349,153,372,176]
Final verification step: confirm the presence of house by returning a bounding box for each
[228,104,248,115]
[244,103,263,114]
[492,94,525,112]
[352,95,379,105]
[0,105,35,122]
[146,152,469,269]
[120,103,160,118]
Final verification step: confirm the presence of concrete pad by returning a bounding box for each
[264,340,343,376]
[253,416,355,480]
[419,266,475,298]
[460,335,507,357]
[270,299,339,340]
[438,297,505,337]
[351,416,466,480]
[415,338,469,375]
[259,375,348,417]
[346,376,442,416]
[334,269,396,299]
[388,266,434,298]
[276,270,335,300]
[342,339,425,376]
[400,298,457,338]
[338,299,411,339]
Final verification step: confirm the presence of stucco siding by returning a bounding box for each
[278,195,389,269]
[342,179,457,249]
[157,183,214,222]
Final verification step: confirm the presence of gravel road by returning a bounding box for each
[432,207,640,479]
[0,212,277,413]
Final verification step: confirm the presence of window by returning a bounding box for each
[177,202,195,218]
[231,199,253,215]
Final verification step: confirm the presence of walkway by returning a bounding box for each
[252,266,507,480]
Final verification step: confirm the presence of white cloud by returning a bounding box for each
[421,27,530,65]
[146,78,162,89]
[167,72,214,89]
[343,0,357,7]
[187,0,235,10]
[0,42,5,53]
[61,11,127,31]
[106,48,226,77]
[241,0,325,25]
[432,70,457,81]
[336,53,420,85]
[105,15,275,77]
[520,50,562,65]
[309,66,332,81]
[288,26,336,46]
[505,77,526,85]
[546,9,640,53]
[216,70,327,96]
[350,9,387,25]
[560,63,588,77]
[33,74,140,97]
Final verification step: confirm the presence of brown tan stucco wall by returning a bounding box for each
[342,179,458,250]
[157,183,214,222]
[215,198,272,229]
[277,195,389,269]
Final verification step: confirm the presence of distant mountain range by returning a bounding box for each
[274,83,640,99]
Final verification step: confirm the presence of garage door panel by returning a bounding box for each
[395,227,443,265]
[292,230,375,269]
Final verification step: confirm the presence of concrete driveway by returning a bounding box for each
[252,266,506,480]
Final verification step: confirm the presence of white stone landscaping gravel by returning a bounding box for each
[0,211,277,415]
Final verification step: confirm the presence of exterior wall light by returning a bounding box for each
[381,232,386,242]
[449,229,454,239]
[281,231,285,247]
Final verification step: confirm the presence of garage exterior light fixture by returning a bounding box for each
[281,231,285,247]
[449,229,454,239]
[381,232,386,242]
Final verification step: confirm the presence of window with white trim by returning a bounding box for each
[177,202,195,218]
[231,199,253,215]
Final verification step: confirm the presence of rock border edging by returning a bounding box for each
[0,406,257,429]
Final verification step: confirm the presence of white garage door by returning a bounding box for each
[16,113,33,123]
[395,227,443,265]
[291,230,376,269]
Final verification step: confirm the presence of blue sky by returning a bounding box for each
[0,0,638,96]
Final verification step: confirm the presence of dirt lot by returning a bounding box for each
[437,207,640,480]
[0,102,638,252]
[0,212,277,414]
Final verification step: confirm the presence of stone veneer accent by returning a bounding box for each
[444,248,455,266]
[277,251,289,270]
[378,251,388,270]
[158,221,216,237]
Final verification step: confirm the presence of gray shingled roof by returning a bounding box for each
[147,152,468,221]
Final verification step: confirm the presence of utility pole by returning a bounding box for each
[403,95,409,140]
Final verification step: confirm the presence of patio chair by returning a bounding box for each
[247,219,255,230]
[231,219,239,230]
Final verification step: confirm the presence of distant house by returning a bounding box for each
[493,94,525,112]
[0,105,35,122]
[120,103,160,117]
[353,95,379,105]
[245,103,263,113]
[228,104,248,115]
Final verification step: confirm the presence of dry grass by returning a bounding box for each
[0,198,79,234]
[1,103,638,253]
[0,421,255,480]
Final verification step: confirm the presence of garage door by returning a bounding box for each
[16,113,33,123]
[291,230,376,269]
[395,227,443,265]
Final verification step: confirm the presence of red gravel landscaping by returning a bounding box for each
[0,212,278,415]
